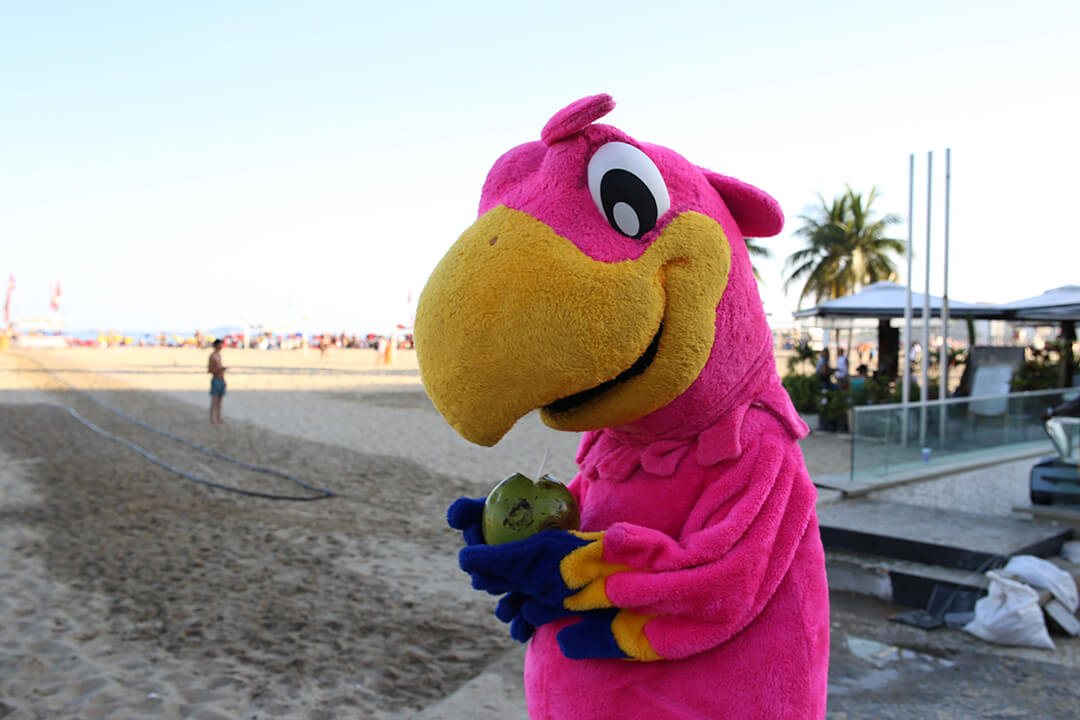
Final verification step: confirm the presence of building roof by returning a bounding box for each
[997,285,1080,322]
[792,282,1005,320]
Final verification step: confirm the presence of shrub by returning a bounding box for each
[820,387,853,431]
[1011,343,1077,391]
[856,376,894,405]
[782,373,820,414]
[891,378,939,402]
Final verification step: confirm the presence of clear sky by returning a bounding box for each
[3,0,1078,334]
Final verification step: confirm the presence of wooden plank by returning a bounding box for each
[1044,599,1080,637]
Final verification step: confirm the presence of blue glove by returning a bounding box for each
[448,497,574,641]
[458,529,598,607]
[497,591,654,659]
[447,497,657,659]
[494,589,582,642]
[557,609,639,660]
[446,496,486,546]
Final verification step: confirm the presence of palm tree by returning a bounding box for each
[782,186,905,308]
[786,337,817,375]
[744,238,772,283]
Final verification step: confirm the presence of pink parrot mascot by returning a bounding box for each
[415,95,829,719]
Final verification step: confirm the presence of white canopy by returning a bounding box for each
[997,285,1080,322]
[792,282,1004,320]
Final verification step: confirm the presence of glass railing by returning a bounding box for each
[850,388,1078,483]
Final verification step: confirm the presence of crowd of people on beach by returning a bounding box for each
[17,329,416,351]
[214,332,415,352]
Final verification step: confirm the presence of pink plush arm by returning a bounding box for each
[599,439,817,659]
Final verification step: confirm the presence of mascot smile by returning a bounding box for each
[416,94,830,720]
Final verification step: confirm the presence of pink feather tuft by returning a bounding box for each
[541,94,615,146]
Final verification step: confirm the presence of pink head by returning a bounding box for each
[416,95,789,446]
[481,95,785,436]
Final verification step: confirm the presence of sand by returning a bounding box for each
[0,347,848,719]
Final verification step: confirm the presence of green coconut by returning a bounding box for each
[482,472,580,545]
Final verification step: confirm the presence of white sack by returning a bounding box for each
[963,571,1055,650]
[1003,555,1079,613]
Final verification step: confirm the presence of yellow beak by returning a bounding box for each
[415,205,731,446]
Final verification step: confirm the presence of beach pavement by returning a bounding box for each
[1,347,1078,719]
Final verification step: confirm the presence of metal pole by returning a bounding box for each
[939,149,951,447]
[902,154,914,447]
[920,151,932,451]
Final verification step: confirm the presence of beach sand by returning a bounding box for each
[0,347,847,719]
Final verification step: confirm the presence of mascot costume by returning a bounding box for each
[415,94,829,719]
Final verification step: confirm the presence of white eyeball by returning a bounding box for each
[587,142,671,239]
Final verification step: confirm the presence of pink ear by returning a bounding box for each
[702,169,784,238]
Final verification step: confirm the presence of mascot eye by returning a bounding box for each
[587,142,671,239]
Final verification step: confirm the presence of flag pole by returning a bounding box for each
[920,151,932,451]
[939,149,951,448]
[3,274,14,327]
[902,155,914,447]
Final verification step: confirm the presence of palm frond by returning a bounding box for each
[784,184,907,304]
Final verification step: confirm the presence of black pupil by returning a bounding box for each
[600,169,657,239]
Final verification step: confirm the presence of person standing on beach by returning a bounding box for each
[208,339,227,425]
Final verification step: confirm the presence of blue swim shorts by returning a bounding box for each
[210,377,226,397]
